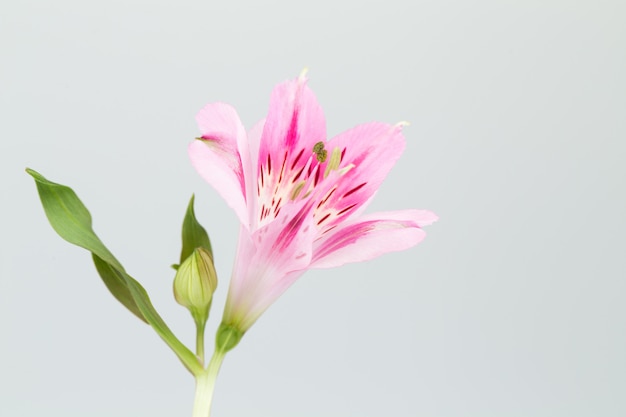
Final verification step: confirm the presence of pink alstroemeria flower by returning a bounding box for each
[189,73,436,335]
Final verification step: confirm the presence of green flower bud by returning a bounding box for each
[173,247,217,324]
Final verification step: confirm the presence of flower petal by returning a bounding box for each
[253,76,328,230]
[313,123,407,228]
[310,209,437,269]
[245,119,266,223]
[189,102,251,226]
[258,75,326,166]
[247,118,266,176]
[224,198,318,331]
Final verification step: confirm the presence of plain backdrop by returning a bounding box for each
[1,1,625,416]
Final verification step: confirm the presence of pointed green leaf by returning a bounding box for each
[27,168,203,375]
[26,168,141,319]
[180,194,212,263]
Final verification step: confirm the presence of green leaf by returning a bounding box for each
[27,168,202,375]
[26,168,141,318]
[180,194,212,263]
[92,255,201,374]
[92,253,144,321]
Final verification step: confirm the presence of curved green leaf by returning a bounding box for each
[27,168,202,375]
[26,168,139,316]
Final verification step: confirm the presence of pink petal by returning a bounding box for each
[189,103,251,226]
[252,76,329,230]
[251,195,317,273]
[314,123,407,226]
[258,75,326,166]
[247,119,266,174]
[224,199,318,331]
[310,209,438,269]
[245,119,266,223]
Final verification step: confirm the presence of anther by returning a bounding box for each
[313,141,325,154]
[316,149,328,163]
[324,147,342,177]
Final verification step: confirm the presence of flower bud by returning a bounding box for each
[173,247,217,324]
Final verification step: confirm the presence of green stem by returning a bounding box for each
[192,350,226,417]
[195,318,207,364]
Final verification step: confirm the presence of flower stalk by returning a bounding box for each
[27,73,436,417]
[195,319,207,364]
[192,350,226,417]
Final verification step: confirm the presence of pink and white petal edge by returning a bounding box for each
[310,209,438,269]
[189,141,248,225]
[190,102,251,226]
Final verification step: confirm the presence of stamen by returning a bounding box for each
[290,181,306,200]
[316,149,327,163]
[324,147,342,177]
[312,141,328,162]
[313,141,325,154]
[338,163,355,176]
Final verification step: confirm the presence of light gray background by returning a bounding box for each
[1,1,624,416]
